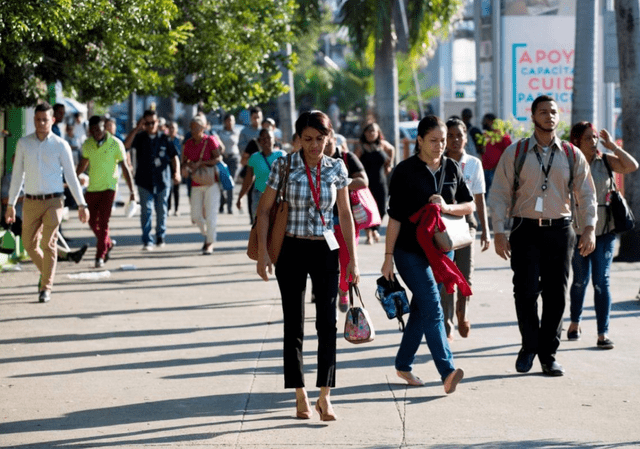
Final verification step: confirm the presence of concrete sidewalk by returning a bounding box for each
[1,196,640,448]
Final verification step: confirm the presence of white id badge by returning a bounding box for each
[535,197,544,212]
[323,229,340,251]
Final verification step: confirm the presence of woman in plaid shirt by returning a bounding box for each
[255,111,360,422]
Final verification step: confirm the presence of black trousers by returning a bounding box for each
[167,184,180,212]
[275,236,339,389]
[509,218,575,363]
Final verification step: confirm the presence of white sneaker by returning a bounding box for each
[142,243,154,251]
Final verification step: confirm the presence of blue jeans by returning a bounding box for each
[394,247,456,381]
[569,232,616,335]
[483,169,495,195]
[138,185,170,245]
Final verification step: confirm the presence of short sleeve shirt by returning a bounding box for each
[459,153,485,195]
[132,132,178,191]
[248,150,286,192]
[267,152,349,237]
[82,133,126,192]
[388,155,473,253]
[182,135,221,187]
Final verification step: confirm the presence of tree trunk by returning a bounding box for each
[571,0,597,124]
[614,0,640,261]
[374,1,400,162]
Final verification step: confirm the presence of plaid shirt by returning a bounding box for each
[267,151,349,237]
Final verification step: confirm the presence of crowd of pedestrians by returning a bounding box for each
[4,95,639,423]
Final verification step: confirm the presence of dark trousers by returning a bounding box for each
[85,190,116,259]
[509,218,575,363]
[167,184,180,213]
[275,236,339,389]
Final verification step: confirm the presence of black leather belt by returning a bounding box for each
[25,192,64,200]
[514,217,572,227]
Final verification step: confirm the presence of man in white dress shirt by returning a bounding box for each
[5,102,89,303]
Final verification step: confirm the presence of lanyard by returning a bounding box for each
[305,161,326,227]
[533,147,555,191]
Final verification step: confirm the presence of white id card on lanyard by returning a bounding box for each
[323,229,340,251]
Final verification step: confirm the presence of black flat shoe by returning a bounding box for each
[515,349,536,373]
[541,361,564,376]
[567,327,581,341]
[597,337,614,350]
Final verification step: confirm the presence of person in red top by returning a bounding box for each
[481,113,512,194]
[181,115,222,254]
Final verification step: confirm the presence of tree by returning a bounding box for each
[0,0,191,108]
[571,0,597,124]
[339,0,461,153]
[0,0,302,111]
[294,56,373,119]
[614,0,640,261]
[172,0,297,111]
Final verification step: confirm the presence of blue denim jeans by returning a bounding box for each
[138,185,170,245]
[394,247,456,381]
[569,232,616,335]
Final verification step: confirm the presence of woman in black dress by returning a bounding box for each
[354,122,395,244]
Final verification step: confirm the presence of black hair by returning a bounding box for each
[249,106,262,116]
[446,117,467,133]
[570,121,594,147]
[36,102,53,113]
[531,95,556,114]
[88,115,104,128]
[359,122,383,145]
[52,103,64,112]
[295,110,332,137]
[223,113,234,122]
[142,109,157,118]
[461,108,473,119]
[414,115,446,154]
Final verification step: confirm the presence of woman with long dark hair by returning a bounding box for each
[355,122,394,244]
[567,122,638,349]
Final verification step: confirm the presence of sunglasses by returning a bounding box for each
[145,121,156,126]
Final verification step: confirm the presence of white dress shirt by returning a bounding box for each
[8,131,86,207]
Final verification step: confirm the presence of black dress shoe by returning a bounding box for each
[515,349,536,373]
[69,244,88,263]
[541,361,565,376]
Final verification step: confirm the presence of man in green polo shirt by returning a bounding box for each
[77,116,136,268]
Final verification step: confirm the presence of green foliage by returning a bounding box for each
[172,0,297,111]
[0,0,301,110]
[0,0,191,107]
[294,56,373,113]
[476,118,571,146]
[340,0,462,61]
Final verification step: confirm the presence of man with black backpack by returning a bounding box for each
[489,95,597,377]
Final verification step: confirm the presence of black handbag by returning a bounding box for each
[376,275,410,331]
[603,157,635,233]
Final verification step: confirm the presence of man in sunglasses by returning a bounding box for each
[124,110,181,251]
